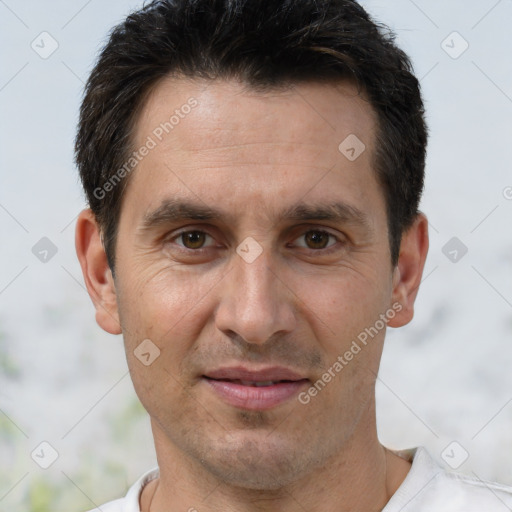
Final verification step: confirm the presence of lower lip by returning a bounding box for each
[203,378,309,410]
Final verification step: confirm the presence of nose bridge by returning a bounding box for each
[215,247,295,344]
[238,250,276,309]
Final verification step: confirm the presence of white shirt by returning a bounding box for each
[87,447,512,511]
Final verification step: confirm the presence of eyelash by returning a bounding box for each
[167,228,343,255]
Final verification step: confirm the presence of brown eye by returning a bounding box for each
[179,231,208,249]
[303,230,333,249]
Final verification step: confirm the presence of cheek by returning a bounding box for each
[115,262,221,366]
[115,268,208,414]
[296,272,388,414]
[293,267,391,350]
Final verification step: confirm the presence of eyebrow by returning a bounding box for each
[140,198,372,232]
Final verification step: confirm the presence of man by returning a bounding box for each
[74,0,512,510]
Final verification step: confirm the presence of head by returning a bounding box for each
[75,0,429,491]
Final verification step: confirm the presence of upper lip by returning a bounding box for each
[203,366,307,382]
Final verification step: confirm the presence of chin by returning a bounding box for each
[195,432,318,491]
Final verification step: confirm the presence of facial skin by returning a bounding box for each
[76,78,428,512]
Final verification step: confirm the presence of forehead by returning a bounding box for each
[124,76,382,226]
[135,76,376,154]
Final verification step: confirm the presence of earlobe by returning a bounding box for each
[75,208,122,335]
[387,213,429,328]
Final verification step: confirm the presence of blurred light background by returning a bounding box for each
[1,0,511,510]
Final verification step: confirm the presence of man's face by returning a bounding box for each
[109,78,404,488]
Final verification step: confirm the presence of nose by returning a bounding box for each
[214,247,297,345]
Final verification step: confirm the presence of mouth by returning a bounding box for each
[208,379,297,387]
[202,367,310,410]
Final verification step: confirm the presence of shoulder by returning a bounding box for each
[83,467,159,512]
[425,469,512,510]
[386,447,512,511]
[84,498,125,512]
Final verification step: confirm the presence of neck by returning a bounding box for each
[142,404,411,512]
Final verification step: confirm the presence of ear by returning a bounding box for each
[75,208,122,335]
[387,213,429,328]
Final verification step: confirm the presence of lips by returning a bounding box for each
[229,380,284,387]
[202,366,309,410]
[204,366,305,382]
